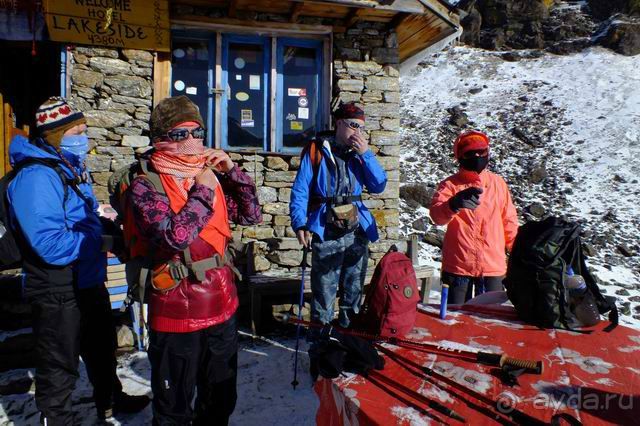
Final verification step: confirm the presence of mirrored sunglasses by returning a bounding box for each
[344,120,365,131]
[165,126,206,142]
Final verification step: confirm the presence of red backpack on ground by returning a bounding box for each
[357,246,419,337]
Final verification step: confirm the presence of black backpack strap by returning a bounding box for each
[573,238,618,330]
[13,158,72,203]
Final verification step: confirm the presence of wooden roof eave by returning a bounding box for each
[289,0,427,14]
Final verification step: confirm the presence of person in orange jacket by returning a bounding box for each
[429,130,519,304]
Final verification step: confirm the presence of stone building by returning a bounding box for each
[0,0,459,274]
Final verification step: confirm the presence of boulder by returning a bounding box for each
[593,14,640,56]
[399,184,433,209]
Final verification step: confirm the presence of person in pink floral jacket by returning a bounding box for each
[128,96,261,425]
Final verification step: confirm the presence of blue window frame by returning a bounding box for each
[170,32,216,147]
[169,31,327,154]
[276,38,324,154]
[221,34,270,151]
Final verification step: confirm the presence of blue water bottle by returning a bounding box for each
[440,284,449,319]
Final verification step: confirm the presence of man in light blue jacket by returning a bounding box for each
[290,102,387,329]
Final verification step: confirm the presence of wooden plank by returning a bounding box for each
[173,15,336,35]
[290,0,426,14]
[228,0,239,18]
[345,8,365,28]
[396,13,438,44]
[270,37,277,152]
[299,2,351,18]
[153,52,172,107]
[109,292,127,303]
[399,22,447,59]
[1,101,12,178]
[0,94,5,178]
[107,263,126,273]
[290,2,305,22]
[174,0,228,7]
[400,23,456,62]
[44,0,171,51]
[107,271,127,281]
[106,278,128,288]
[324,36,332,130]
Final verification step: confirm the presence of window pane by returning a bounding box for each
[227,43,266,149]
[171,39,211,140]
[281,46,319,150]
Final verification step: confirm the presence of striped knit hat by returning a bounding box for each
[35,97,86,148]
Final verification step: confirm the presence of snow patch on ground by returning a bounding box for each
[0,333,319,425]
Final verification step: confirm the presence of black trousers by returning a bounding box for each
[442,272,505,305]
[30,284,122,425]
[148,316,238,426]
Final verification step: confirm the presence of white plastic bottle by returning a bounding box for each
[565,267,600,327]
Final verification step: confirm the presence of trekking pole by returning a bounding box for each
[279,315,543,374]
[367,369,466,423]
[291,245,310,390]
[376,344,546,426]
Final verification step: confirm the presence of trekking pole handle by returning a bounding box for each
[476,352,543,374]
[301,245,310,268]
[501,356,544,374]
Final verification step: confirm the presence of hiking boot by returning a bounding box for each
[113,392,151,414]
[96,407,114,421]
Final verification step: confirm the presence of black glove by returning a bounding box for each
[99,216,123,238]
[448,187,483,212]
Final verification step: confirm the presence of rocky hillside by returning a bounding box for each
[458,0,640,56]
[398,1,640,327]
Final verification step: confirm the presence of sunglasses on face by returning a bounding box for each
[165,127,206,142]
[343,120,365,131]
[462,149,489,159]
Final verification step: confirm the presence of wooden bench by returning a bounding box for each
[247,264,435,335]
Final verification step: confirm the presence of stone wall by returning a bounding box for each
[68,46,153,202]
[229,20,403,273]
[70,10,403,273]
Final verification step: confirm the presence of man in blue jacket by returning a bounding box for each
[290,102,387,329]
[7,97,149,425]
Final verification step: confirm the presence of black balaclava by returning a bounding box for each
[460,155,489,173]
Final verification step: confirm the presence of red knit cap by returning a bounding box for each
[454,130,490,159]
[334,102,365,122]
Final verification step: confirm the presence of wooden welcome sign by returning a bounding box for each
[44,0,170,52]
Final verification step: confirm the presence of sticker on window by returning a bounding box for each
[241,109,253,121]
[186,87,198,95]
[173,48,185,59]
[234,58,246,69]
[286,113,297,121]
[288,88,307,97]
[196,48,208,61]
[291,121,303,130]
[250,75,260,90]
[235,92,249,101]
[298,97,309,107]
[236,75,242,81]
[298,107,309,119]
[241,120,255,128]
[174,80,185,92]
